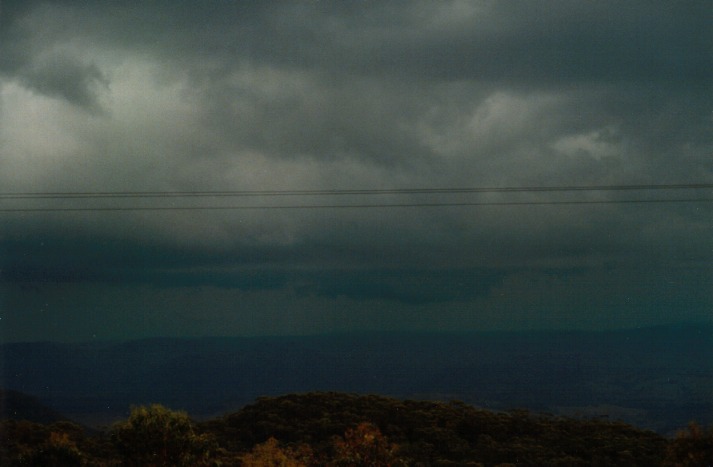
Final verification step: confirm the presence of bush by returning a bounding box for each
[330,422,407,467]
[241,437,313,466]
[110,404,214,466]
[662,422,713,467]
[26,431,83,467]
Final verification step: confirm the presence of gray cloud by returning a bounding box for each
[0,1,711,340]
[0,2,109,110]
[20,54,108,111]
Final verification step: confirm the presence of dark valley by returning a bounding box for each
[2,324,711,435]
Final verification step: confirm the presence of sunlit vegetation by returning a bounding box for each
[0,419,111,466]
[239,437,313,467]
[1,392,711,466]
[110,404,215,466]
[661,422,713,467]
[330,422,406,467]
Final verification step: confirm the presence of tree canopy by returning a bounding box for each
[2,393,711,466]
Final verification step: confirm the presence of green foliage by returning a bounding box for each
[241,437,313,466]
[662,421,713,466]
[208,392,667,466]
[329,422,406,467]
[110,404,214,467]
[3,393,711,466]
[0,420,101,467]
[25,431,83,466]
[0,419,48,465]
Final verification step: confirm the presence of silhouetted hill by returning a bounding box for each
[1,324,711,433]
[0,389,68,424]
[2,392,711,465]
[200,392,670,466]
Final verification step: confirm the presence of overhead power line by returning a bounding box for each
[1,198,712,212]
[1,183,710,212]
[0,183,712,199]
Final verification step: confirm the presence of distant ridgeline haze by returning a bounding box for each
[1,324,711,434]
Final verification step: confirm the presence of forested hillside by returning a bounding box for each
[2,392,711,466]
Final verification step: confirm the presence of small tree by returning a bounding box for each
[241,437,313,466]
[662,421,713,467]
[26,431,83,467]
[111,404,213,466]
[330,422,405,467]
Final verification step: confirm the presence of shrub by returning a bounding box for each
[110,404,214,466]
[241,437,313,466]
[26,431,83,467]
[662,421,713,467]
[330,422,407,467]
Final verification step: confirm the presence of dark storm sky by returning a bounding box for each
[0,1,711,341]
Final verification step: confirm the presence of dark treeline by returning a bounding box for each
[2,392,712,466]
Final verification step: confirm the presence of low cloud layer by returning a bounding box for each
[1,1,711,341]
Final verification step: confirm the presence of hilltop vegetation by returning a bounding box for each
[2,392,711,466]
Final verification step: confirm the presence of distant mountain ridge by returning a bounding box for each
[1,324,711,433]
[0,389,69,424]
